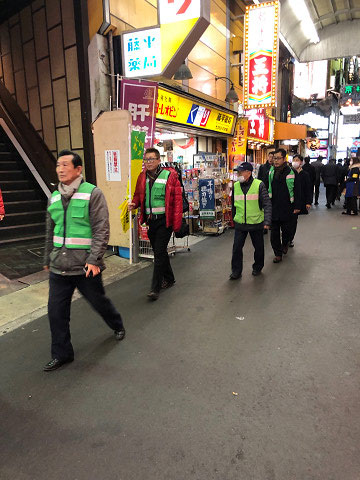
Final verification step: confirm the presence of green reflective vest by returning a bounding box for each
[233,179,264,225]
[48,182,96,249]
[145,169,170,215]
[268,165,295,203]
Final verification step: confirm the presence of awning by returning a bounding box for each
[274,122,307,140]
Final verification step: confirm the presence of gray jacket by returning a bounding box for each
[44,185,110,275]
[231,177,272,231]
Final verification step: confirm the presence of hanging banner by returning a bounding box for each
[244,1,280,109]
[245,109,275,144]
[199,178,215,219]
[120,79,158,149]
[228,118,248,170]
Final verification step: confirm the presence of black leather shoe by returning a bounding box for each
[273,256,282,263]
[43,358,73,372]
[282,245,288,255]
[326,204,331,209]
[229,273,241,280]
[147,291,159,300]
[289,241,294,248]
[252,270,262,276]
[114,329,126,341]
[161,280,176,289]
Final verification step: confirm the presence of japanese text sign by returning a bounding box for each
[123,28,162,77]
[245,109,274,144]
[199,178,215,219]
[156,88,236,135]
[244,1,279,109]
[105,150,121,182]
[120,79,158,149]
[228,118,248,170]
[340,84,360,106]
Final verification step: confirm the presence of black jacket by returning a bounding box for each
[311,160,323,185]
[231,177,272,231]
[257,161,271,189]
[298,170,313,215]
[302,162,315,185]
[270,164,302,222]
[321,162,338,186]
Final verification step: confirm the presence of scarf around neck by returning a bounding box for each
[58,174,83,199]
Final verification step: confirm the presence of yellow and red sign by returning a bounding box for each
[228,118,248,170]
[156,88,236,135]
[245,109,275,144]
[244,1,280,109]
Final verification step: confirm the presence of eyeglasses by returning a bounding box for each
[143,157,159,163]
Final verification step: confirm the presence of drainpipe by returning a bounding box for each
[108,30,116,110]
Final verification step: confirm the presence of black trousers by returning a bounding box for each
[147,217,174,292]
[270,220,292,257]
[325,185,337,205]
[231,228,264,275]
[48,272,124,360]
[347,197,358,214]
[314,183,320,203]
[289,213,298,242]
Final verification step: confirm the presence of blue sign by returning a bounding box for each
[187,104,199,124]
[199,179,215,219]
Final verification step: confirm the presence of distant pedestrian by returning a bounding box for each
[268,149,301,263]
[288,155,312,248]
[43,150,125,372]
[311,155,324,205]
[341,159,351,208]
[342,157,360,215]
[129,148,183,300]
[302,156,315,190]
[321,158,338,208]
[336,159,345,200]
[257,151,274,190]
[0,186,5,221]
[230,162,271,279]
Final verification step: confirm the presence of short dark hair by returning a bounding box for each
[274,148,287,159]
[144,147,160,159]
[304,156,310,163]
[293,154,303,162]
[268,151,275,156]
[58,149,83,168]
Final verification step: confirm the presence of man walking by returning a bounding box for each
[129,148,183,300]
[43,150,125,371]
[230,162,271,279]
[321,158,338,208]
[268,149,301,263]
[311,155,324,205]
[257,151,274,189]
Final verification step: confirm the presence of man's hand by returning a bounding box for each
[293,209,300,214]
[85,263,100,277]
[43,266,49,271]
[0,215,4,221]
[264,225,270,230]
[128,202,136,211]
[306,204,311,211]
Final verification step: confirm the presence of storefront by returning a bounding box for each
[244,109,275,167]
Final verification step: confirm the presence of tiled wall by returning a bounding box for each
[0,0,84,161]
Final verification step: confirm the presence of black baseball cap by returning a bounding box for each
[234,162,253,172]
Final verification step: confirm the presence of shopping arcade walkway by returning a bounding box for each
[0,196,359,480]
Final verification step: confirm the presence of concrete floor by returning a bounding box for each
[0,197,359,480]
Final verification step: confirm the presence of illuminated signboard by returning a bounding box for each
[244,1,280,109]
[246,109,274,144]
[156,88,236,135]
[122,0,210,79]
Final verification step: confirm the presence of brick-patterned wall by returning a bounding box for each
[0,0,84,161]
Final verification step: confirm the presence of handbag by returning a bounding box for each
[175,218,189,238]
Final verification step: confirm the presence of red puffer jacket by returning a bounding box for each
[132,168,183,232]
[0,188,4,216]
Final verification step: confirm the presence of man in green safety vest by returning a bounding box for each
[230,162,272,279]
[43,150,125,371]
[269,149,301,263]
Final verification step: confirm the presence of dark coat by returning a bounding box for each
[231,176,272,231]
[270,164,302,222]
[302,162,315,185]
[257,161,271,189]
[298,170,313,215]
[321,162,338,186]
[345,163,360,198]
[311,159,323,185]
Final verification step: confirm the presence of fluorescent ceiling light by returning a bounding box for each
[288,0,320,44]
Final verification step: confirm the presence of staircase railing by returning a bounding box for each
[0,80,57,191]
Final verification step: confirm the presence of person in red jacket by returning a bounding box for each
[129,148,183,300]
[0,187,5,221]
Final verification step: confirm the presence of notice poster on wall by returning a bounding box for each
[105,150,121,181]
[199,178,215,219]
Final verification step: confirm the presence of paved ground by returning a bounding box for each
[0,197,359,480]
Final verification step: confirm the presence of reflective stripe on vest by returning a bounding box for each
[233,179,264,225]
[145,170,170,215]
[48,182,96,249]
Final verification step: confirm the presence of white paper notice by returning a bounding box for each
[105,150,121,181]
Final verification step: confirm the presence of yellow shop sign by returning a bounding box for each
[156,88,236,135]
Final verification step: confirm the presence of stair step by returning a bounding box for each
[0,234,45,246]
[1,211,46,226]
[0,170,26,180]
[0,143,14,153]
[0,222,46,240]
[0,152,16,160]
[0,161,18,170]
[3,199,46,213]
[1,190,42,201]
[0,180,32,190]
